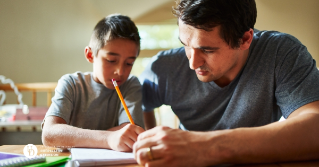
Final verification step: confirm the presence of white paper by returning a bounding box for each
[71,148,136,166]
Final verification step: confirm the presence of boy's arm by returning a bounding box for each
[42,116,144,152]
[143,111,156,130]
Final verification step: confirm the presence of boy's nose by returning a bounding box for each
[114,65,124,76]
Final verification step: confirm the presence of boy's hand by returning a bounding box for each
[107,123,145,152]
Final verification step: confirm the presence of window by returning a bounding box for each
[138,25,182,50]
[130,24,182,128]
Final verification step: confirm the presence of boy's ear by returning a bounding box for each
[84,46,94,63]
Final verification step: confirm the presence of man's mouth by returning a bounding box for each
[195,69,208,75]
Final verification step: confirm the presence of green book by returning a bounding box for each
[24,156,70,167]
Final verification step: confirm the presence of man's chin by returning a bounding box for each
[196,75,214,83]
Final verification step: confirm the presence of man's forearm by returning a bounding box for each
[134,102,319,166]
[200,113,319,165]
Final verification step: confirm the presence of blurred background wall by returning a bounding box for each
[0,0,319,122]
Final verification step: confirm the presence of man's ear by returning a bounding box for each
[240,28,254,50]
[84,46,94,63]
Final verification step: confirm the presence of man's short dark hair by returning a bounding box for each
[173,0,257,48]
[89,14,141,56]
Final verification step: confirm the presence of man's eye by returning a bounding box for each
[203,50,214,54]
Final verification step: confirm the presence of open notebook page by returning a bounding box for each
[71,148,136,166]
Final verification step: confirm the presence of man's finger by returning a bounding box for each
[138,126,169,140]
[133,137,151,158]
[137,129,157,140]
[135,147,149,165]
[135,142,163,164]
[146,158,167,167]
[133,136,157,160]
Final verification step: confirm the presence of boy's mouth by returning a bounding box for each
[111,79,122,84]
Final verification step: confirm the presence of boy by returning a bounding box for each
[42,14,144,152]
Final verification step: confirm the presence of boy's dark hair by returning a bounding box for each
[89,14,141,56]
[173,0,257,48]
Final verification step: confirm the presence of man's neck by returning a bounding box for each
[214,49,250,87]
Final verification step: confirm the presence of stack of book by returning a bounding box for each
[0,152,69,167]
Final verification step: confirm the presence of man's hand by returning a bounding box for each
[107,124,145,152]
[133,126,212,167]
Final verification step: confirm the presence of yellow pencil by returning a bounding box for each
[112,79,135,125]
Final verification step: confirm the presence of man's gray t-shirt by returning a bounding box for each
[139,30,319,131]
[43,72,144,130]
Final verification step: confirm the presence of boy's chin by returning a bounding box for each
[104,83,116,90]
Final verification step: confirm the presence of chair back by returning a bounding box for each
[0,82,57,107]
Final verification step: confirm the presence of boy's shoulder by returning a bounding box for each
[58,71,93,87]
[60,71,92,81]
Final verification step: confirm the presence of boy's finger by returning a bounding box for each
[124,125,144,141]
[124,138,135,149]
[135,125,145,134]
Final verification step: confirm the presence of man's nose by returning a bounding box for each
[188,49,204,70]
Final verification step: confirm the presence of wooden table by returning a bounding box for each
[0,145,142,167]
[1,145,319,167]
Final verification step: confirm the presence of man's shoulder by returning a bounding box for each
[254,30,302,46]
[158,47,186,56]
[148,47,188,71]
[251,30,305,58]
[155,47,186,60]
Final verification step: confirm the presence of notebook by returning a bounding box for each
[0,152,45,167]
[71,148,136,166]
[24,156,70,167]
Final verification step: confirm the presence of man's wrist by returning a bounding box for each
[190,130,234,166]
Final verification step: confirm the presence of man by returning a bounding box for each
[134,0,319,166]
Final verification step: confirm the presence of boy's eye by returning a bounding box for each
[106,59,116,63]
[126,61,134,66]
